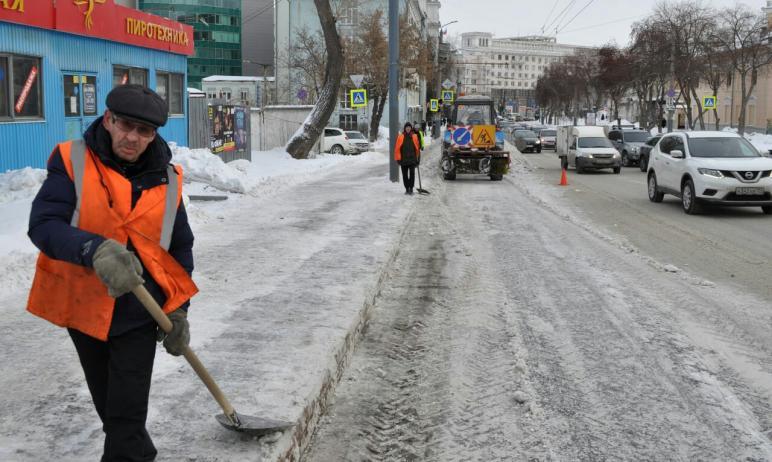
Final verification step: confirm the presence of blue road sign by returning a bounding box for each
[702,96,717,109]
[452,127,471,145]
[350,89,367,107]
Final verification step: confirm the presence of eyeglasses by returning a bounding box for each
[111,115,156,138]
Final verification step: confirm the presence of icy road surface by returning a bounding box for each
[306,146,772,461]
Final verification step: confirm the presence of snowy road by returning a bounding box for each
[306,146,772,460]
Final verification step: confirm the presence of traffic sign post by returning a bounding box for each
[441,90,455,104]
[350,89,368,108]
[702,95,717,110]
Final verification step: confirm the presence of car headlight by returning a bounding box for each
[613,152,621,158]
[698,168,724,178]
[535,139,541,144]
[632,147,639,153]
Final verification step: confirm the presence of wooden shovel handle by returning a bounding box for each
[132,285,237,419]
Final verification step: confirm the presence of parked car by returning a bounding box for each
[639,135,662,172]
[538,128,557,151]
[513,129,542,153]
[557,126,621,173]
[646,131,772,214]
[345,131,370,153]
[322,127,357,154]
[608,129,651,167]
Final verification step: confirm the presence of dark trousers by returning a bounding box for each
[69,323,158,462]
[401,165,416,191]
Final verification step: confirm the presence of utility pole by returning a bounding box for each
[388,0,399,182]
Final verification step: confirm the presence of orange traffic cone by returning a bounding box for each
[559,168,568,186]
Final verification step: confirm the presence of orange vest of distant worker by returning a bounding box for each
[27,140,198,341]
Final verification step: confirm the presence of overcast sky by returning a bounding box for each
[439,0,767,47]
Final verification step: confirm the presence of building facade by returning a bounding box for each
[139,0,242,89]
[201,75,275,107]
[457,33,587,115]
[0,0,192,172]
[241,0,274,78]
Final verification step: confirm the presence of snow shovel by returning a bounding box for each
[132,285,294,436]
[416,165,430,195]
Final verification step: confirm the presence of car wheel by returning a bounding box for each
[444,171,456,180]
[648,173,664,203]
[575,163,583,174]
[331,144,344,155]
[621,151,630,167]
[537,147,542,153]
[490,174,503,181]
[639,156,647,172]
[561,157,568,170]
[681,178,702,214]
[761,206,771,215]
[613,166,621,174]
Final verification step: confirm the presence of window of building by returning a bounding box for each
[113,65,147,87]
[1,54,43,119]
[156,71,184,114]
[340,88,352,109]
[339,114,357,130]
[339,0,359,26]
[240,88,249,102]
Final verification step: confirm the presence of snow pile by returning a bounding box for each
[745,132,772,154]
[0,168,46,203]
[171,145,250,193]
[372,126,390,151]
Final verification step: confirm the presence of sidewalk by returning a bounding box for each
[0,143,431,461]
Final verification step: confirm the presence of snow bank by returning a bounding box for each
[0,168,46,203]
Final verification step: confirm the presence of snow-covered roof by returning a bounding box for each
[187,87,204,94]
[202,75,275,82]
[684,131,740,138]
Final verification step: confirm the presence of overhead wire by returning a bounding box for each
[242,0,286,27]
[559,14,645,34]
[545,0,577,34]
[540,0,562,34]
[556,0,597,34]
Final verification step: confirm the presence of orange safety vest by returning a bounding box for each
[27,140,198,341]
[394,132,421,162]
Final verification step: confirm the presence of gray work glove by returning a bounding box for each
[157,309,190,356]
[92,239,144,298]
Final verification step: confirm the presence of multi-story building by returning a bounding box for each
[241,0,274,78]
[139,0,242,89]
[457,32,588,115]
[275,0,435,129]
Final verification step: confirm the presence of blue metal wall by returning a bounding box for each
[0,21,188,172]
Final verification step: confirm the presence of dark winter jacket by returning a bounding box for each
[396,132,420,167]
[28,117,194,337]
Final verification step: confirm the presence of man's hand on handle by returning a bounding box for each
[157,309,190,356]
[92,239,144,298]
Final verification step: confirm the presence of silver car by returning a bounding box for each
[513,129,542,153]
[345,131,371,154]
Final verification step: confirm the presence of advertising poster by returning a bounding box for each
[209,105,238,154]
[234,107,247,151]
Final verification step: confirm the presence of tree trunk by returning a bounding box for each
[713,108,720,130]
[285,0,344,159]
[738,72,756,136]
[690,87,705,130]
[369,90,388,142]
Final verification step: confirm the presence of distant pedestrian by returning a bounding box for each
[394,122,421,195]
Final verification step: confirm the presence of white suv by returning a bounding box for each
[321,127,357,155]
[646,131,772,215]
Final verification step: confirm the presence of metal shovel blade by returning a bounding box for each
[215,412,294,436]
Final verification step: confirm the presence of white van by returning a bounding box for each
[557,126,621,174]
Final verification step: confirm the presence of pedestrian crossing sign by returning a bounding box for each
[702,96,717,109]
[441,90,455,103]
[430,99,439,112]
[350,89,367,108]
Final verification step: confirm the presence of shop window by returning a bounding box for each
[63,75,97,117]
[0,54,43,120]
[0,57,8,118]
[156,71,184,115]
[113,66,147,87]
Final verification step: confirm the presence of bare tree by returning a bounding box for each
[630,18,671,131]
[652,1,714,130]
[713,4,772,134]
[286,0,344,159]
[598,44,633,126]
[289,27,328,101]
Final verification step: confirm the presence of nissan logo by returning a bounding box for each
[744,171,754,180]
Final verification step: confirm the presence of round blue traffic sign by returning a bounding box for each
[452,127,471,145]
